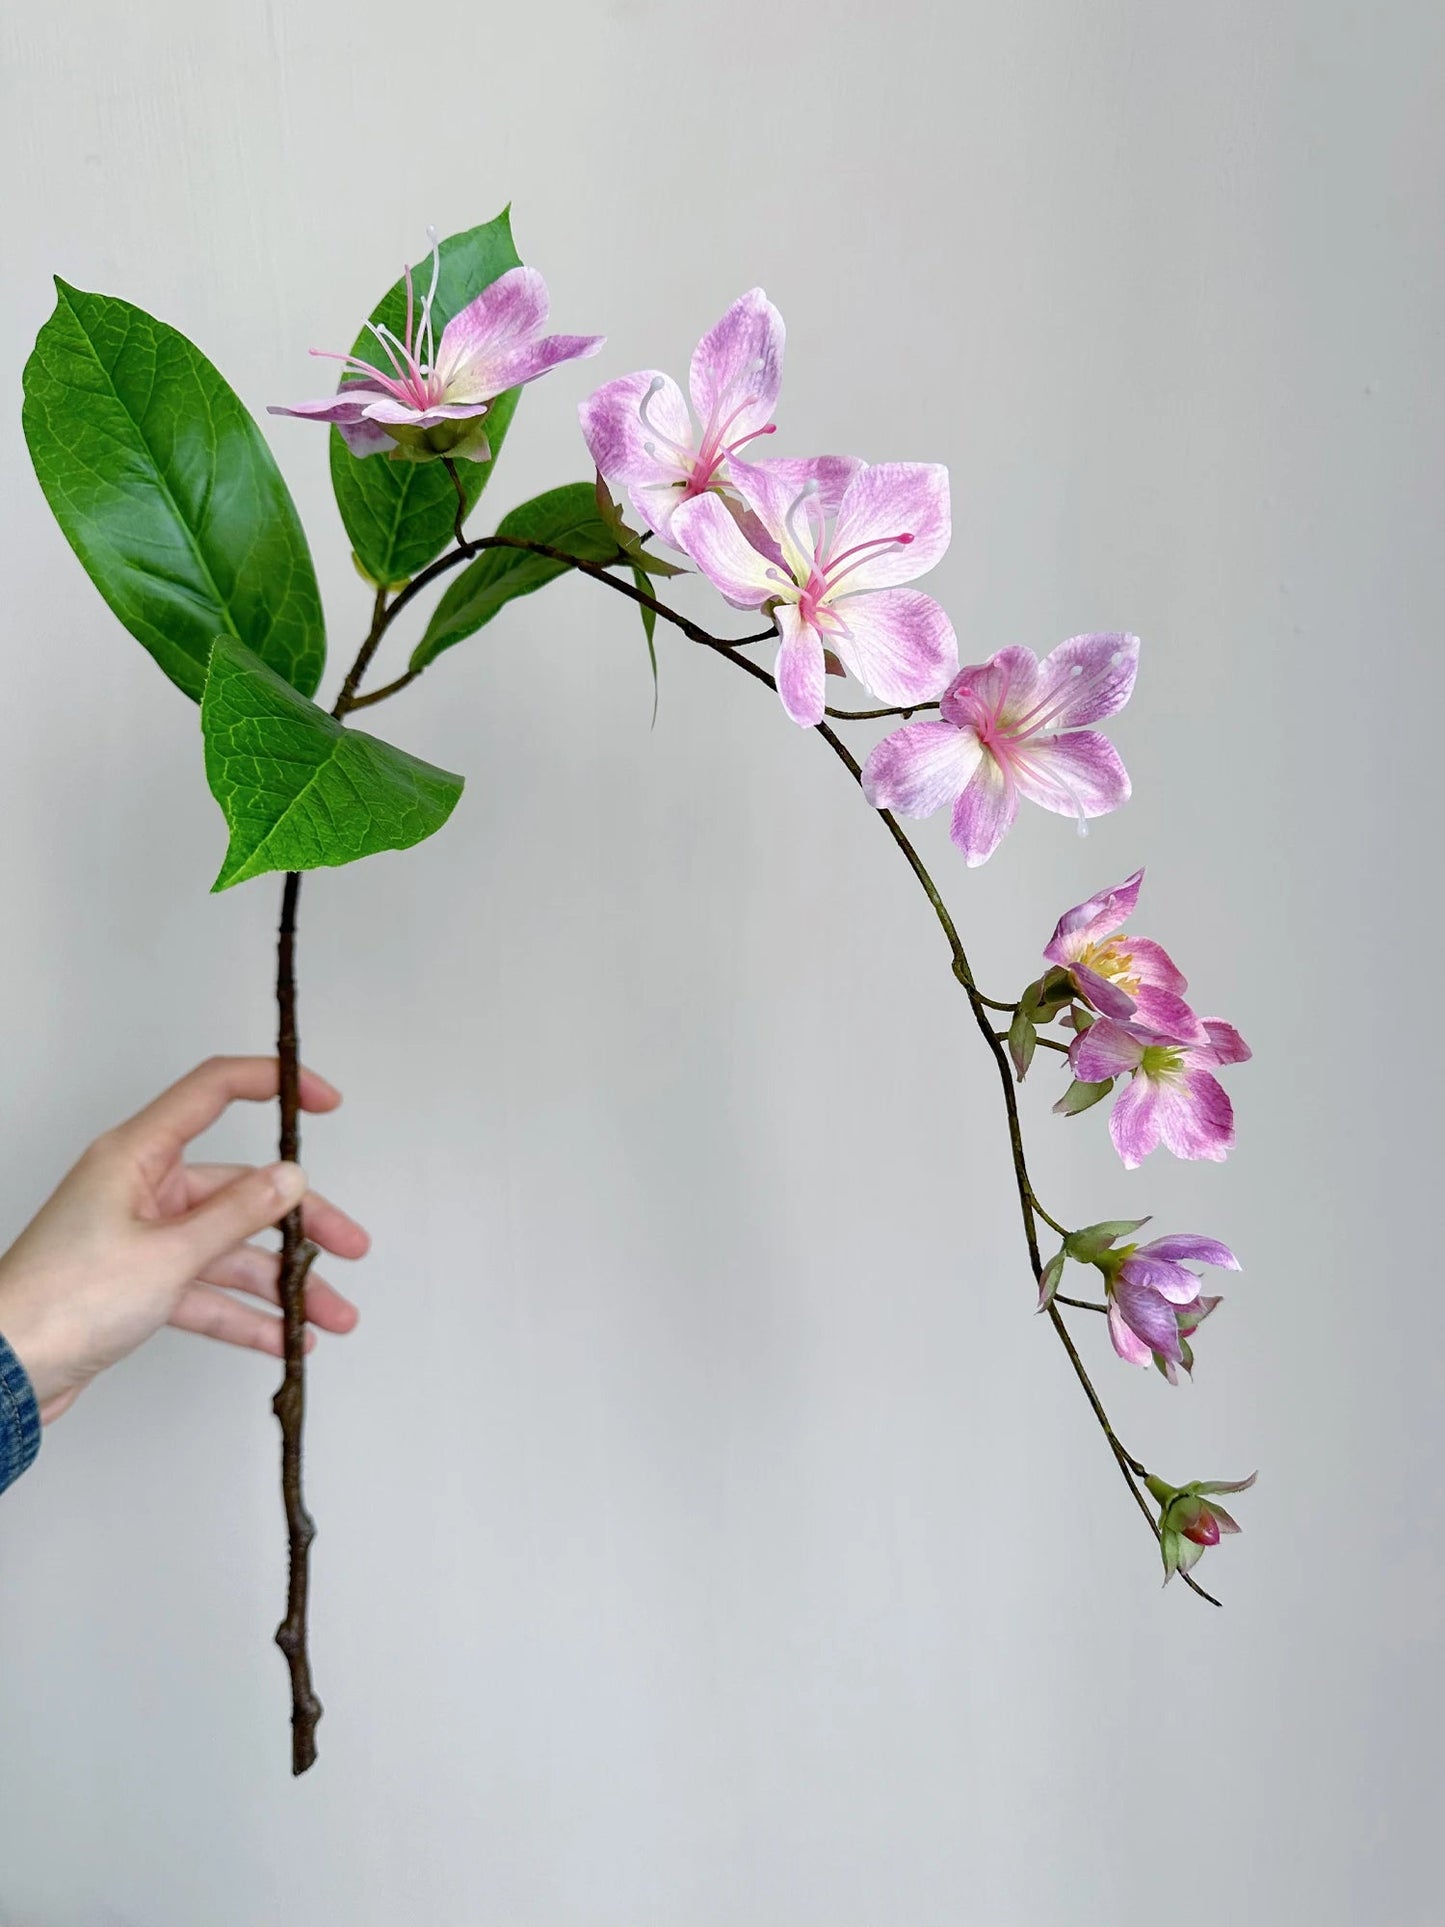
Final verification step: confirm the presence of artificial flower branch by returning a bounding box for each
[329,511,1225,1611]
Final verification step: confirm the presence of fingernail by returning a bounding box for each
[268,1161,308,1203]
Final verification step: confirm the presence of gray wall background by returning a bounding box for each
[1,3,1439,1922]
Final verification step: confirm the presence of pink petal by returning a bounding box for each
[671,492,779,607]
[862,720,982,818]
[1129,986,1208,1045]
[472,332,604,397]
[1008,730,1131,820]
[268,389,389,424]
[1113,1274,1183,1361]
[1108,1301,1154,1366]
[1119,1255,1203,1305]
[773,603,826,726]
[1156,1070,1235,1162]
[1069,962,1139,1020]
[745,454,864,516]
[1027,632,1140,729]
[1137,1234,1240,1271]
[828,462,951,590]
[1206,1503,1242,1535]
[1070,1016,1146,1082]
[828,587,958,705]
[688,288,784,444]
[949,754,1018,867]
[580,370,692,488]
[1107,1073,1165,1169]
[1125,936,1187,996]
[941,647,1041,730]
[360,397,491,427]
[1192,1019,1252,1067]
[436,266,550,387]
[1042,869,1145,965]
[336,417,397,458]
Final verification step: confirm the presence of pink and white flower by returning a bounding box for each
[1067,1016,1252,1169]
[271,235,603,463]
[672,460,957,727]
[580,289,855,548]
[1043,869,1203,1042]
[1106,1233,1238,1382]
[861,634,1138,866]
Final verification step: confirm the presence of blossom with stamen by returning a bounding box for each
[1067,1015,1252,1168]
[580,289,855,548]
[271,231,603,463]
[672,460,956,725]
[1043,868,1203,1042]
[862,635,1138,866]
[1103,1232,1238,1381]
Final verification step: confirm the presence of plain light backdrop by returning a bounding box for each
[1,3,1440,1922]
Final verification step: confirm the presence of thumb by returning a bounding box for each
[167,1162,308,1270]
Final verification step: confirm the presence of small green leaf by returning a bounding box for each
[631,562,660,725]
[1052,1077,1113,1117]
[412,483,622,670]
[23,280,325,700]
[202,637,463,890]
[1008,1005,1038,1081]
[328,212,524,584]
[1036,1249,1066,1312]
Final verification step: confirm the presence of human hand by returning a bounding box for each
[0,1056,366,1425]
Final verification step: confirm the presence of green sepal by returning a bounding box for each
[411,482,624,671]
[1008,1005,1038,1081]
[201,637,463,890]
[1064,1217,1152,1263]
[1036,1248,1066,1312]
[1052,1077,1113,1116]
[23,279,326,701]
[329,210,524,583]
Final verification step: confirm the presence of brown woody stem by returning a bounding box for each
[273,868,323,1772]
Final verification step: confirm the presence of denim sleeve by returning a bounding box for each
[0,1329,41,1495]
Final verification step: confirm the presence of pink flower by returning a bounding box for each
[672,460,957,727]
[1043,868,1203,1042]
[1067,1016,1252,1169]
[861,635,1138,866]
[271,234,603,463]
[1105,1233,1238,1382]
[579,289,857,550]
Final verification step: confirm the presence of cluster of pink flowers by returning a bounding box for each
[276,256,1255,1583]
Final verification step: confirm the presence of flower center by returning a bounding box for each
[1139,1043,1185,1081]
[311,227,451,412]
[635,357,778,499]
[1076,937,1141,998]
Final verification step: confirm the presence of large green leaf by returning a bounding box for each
[202,637,463,890]
[22,281,326,701]
[411,482,623,670]
[329,211,524,585]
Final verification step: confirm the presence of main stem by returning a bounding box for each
[270,582,391,1775]
[273,869,321,1772]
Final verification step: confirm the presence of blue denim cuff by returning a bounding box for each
[0,1329,41,1495]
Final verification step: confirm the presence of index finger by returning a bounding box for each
[116,1056,343,1160]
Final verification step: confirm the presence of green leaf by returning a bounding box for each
[329,211,524,584]
[202,637,463,890]
[1051,1078,1114,1117]
[411,482,622,671]
[631,562,659,725]
[22,280,325,701]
